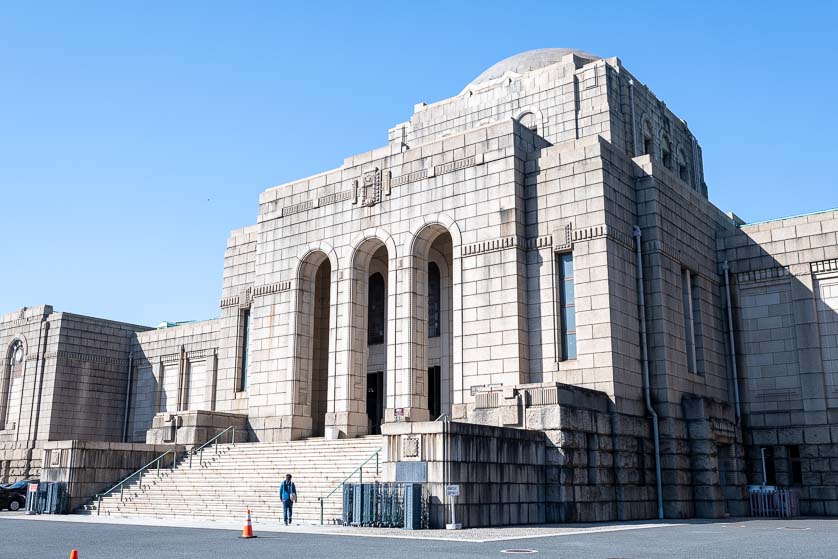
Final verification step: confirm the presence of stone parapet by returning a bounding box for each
[40,440,186,512]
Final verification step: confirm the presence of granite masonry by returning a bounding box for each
[2,49,836,523]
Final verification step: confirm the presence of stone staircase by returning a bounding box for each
[81,436,383,525]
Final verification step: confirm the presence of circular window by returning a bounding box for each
[10,341,24,364]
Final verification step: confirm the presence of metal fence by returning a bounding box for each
[341,482,429,529]
[748,486,800,518]
[25,482,68,515]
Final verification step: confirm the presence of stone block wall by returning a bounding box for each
[48,313,149,442]
[459,382,746,522]
[130,320,222,442]
[0,442,42,482]
[41,440,185,512]
[719,209,838,514]
[381,420,545,528]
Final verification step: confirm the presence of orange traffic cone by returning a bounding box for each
[69,551,79,559]
[240,507,256,539]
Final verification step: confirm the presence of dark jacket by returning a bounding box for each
[279,480,297,501]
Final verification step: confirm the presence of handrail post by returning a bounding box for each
[376,451,379,476]
[97,495,101,516]
[120,484,124,502]
[360,466,363,485]
[172,450,176,470]
[157,458,161,478]
[320,498,324,525]
[200,448,203,466]
[189,451,193,469]
[232,427,236,445]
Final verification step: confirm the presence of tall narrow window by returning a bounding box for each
[557,253,576,360]
[428,262,441,338]
[681,268,699,374]
[368,273,385,345]
[239,309,250,391]
[2,340,24,428]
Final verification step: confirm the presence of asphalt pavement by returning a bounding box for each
[1,513,836,558]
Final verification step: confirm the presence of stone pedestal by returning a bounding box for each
[381,421,546,528]
[145,410,248,447]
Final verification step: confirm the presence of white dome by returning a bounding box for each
[466,48,600,88]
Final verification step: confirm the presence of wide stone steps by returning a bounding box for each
[82,436,382,523]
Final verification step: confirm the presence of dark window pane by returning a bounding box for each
[557,253,576,361]
[368,273,386,345]
[240,310,250,391]
[428,262,441,338]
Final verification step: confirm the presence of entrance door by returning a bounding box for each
[366,371,384,435]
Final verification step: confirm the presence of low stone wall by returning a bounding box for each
[381,421,545,528]
[145,410,248,447]
[0,442,42,482]
[454,382,746,522]
[40,441,185,512]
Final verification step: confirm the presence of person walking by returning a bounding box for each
[279,473,297,525]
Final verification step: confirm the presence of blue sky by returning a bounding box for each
[1,1,836,326]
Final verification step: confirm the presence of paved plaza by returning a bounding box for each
[2,514,837,558]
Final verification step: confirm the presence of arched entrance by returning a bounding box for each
[412,226,454,420]
[350,238,391,436]
[296,251,333,437]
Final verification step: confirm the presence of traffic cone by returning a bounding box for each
[240,507,256,539]
[69,551,79,559]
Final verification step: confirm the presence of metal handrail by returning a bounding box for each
[187,425,238,468]
[94,426,239,515]
[317,448,381,525]
[94,449,177,515]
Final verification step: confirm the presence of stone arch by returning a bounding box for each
[346,229,398,435]
[515,108,545,135]
[1,336,27,430]
[675,143,691,184]
[406,214,464,417]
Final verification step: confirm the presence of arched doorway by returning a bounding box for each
[350,238,390,436]
[413,226,454,420]
[296,251,333,437]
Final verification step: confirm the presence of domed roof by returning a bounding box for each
[466,48,600,89]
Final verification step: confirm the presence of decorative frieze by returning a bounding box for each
[736,266,790,285]
[434,153,483,176]
[527,235,553,250]
[317,190,353,207]
[45,350,128,368]
[220,295,239,309]
[281,200,314,217]
[276,153,484,218]
[161,353,180,364]
[186,348,216,360]
[464,224,633,258]
[461,236,522,257]
[811,258,838,275]
[391,168,429,187]
[252,281,292,298]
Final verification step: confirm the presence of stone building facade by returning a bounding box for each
[1,49,836,521]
